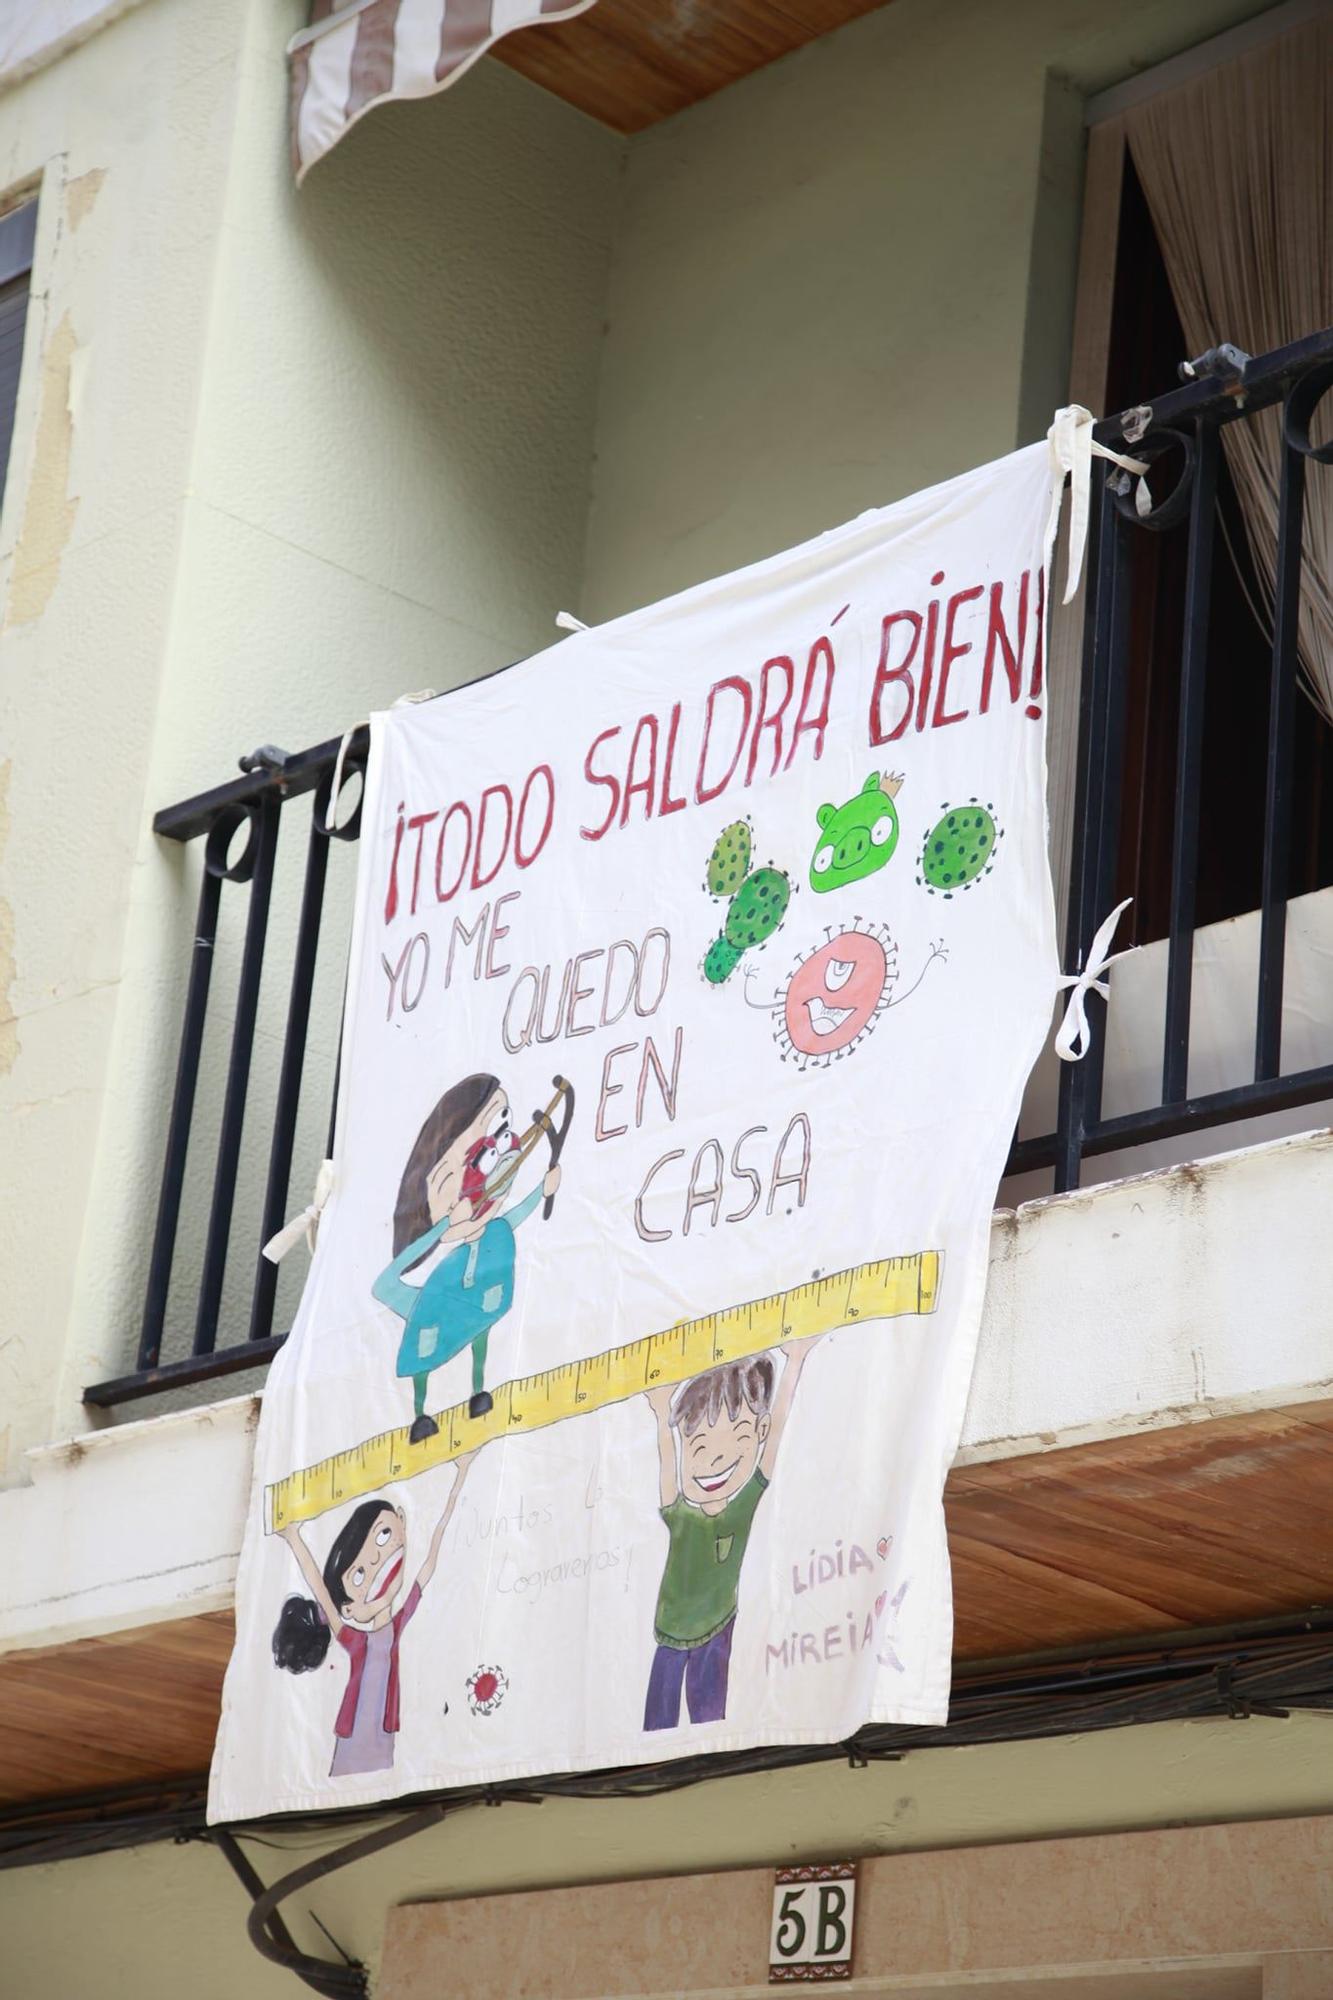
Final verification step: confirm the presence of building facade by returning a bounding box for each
[1,0,1331,1993]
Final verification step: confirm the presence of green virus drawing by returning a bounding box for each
[810,772,904,893]
[918,800,1002,897]
[702,820,792,985]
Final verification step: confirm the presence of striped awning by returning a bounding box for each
[289,0,599,183]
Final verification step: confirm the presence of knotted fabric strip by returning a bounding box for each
[263,1157,335,1263]
[1054,898,1135,1062]
[1046,406,1150,605]
[324,689,438,835]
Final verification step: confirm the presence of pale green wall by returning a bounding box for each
[0,0,253,1479]
[0,0,626,1459]
[59,0,626,1412]
[580,0,1263,621]
[5,1715,1333,1997]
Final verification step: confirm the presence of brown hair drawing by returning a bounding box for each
[392,1072,501,1256]
[671,1356,776,1437]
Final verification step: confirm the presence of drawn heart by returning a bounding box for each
[875,1591,887,1618]
[876,1535,892,1560]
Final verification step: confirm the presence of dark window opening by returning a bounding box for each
[1101,153,1333,946]
[0,197,36,510]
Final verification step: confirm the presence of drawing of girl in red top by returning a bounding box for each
[272,1453,475,1777]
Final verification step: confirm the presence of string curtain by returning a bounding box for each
[1124,12,1333,724]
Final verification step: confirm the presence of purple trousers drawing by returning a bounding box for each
[643,1618,735,1730]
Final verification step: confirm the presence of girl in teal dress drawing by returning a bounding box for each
[373,1072,565,1441]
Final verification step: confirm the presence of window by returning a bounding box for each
[0,197,36,508]
[1100,154,1333,946]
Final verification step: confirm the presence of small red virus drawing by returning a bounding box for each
[466,1665,509,1716]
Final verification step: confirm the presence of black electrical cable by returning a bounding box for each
[5,1615,1332,1876]
[4,1613,1332,1998]
[217,1809,448,1999]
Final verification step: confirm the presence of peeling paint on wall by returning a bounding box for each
[66,167,105,232]
[0,760,15,1076]
[6,313,81,629]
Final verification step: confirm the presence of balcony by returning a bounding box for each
[2,334,1332,1836]
[69,327,1333,1411]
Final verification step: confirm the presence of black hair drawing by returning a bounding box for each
[272,1498,395,1674]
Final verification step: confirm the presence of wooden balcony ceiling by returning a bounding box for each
[4,1399,1332,1807]
[492,0,894,132]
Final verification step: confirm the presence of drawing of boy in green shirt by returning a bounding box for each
[643,1336,822,1730]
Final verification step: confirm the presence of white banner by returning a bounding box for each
[210,439,1060,1821]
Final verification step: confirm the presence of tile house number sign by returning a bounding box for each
[770,1863,858,1981]
[210,438,1074,1823]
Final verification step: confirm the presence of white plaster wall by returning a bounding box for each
[4,1716,1333,1997]
[6,1130,1329,1655]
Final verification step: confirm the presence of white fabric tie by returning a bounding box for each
[325,724,361,831]
[1045,406,1150,606]
[325,690,438,833]
[263,1158,335,1263]
[555,610,589,633]
[1054,899,1135,1062]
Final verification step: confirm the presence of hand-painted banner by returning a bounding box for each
[210,439,1059,1820]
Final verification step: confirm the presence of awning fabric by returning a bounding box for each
[290,0,599,183]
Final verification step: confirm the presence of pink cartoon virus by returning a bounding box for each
[466,1664,509,1716]
[746,921,946,1072]
[783,925,895,1059]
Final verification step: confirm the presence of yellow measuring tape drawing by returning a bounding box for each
[266,1249,941,1532]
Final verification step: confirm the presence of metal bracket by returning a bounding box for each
[216,1805,446,1997]
[1178,342,1251,385]
[238,744,291,776]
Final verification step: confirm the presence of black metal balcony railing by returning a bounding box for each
[82,327,1333,1409]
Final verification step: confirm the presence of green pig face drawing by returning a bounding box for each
[809,773,904,893]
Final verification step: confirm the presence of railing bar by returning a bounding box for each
[1011,1057,1333,1175]
[1086,1060,1333,1153]
[1161,420,1220,1103]
[135,866,223,1372]
[153,730,367,844]
[1254,424,1307,1081]
[1078,486,1135,1144]
[326,1013,345,1161]
[1052,484,1108,1193]
[192,795,282,1357]
[1094,324,1333,451]
[85,1336,288,1409]
[247,800,331,1345]
[1055,477,1133,1193]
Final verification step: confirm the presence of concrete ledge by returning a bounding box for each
[3,1127,1330,1655]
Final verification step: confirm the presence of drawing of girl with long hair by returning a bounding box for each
[372,1072,569,1440]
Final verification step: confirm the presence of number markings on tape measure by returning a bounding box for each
[265,1249,940,1533]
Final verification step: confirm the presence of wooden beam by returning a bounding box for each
[3,1402,1330,1805]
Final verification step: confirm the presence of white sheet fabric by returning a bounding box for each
[0,0,140,83]
[210,440,1060,1822]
